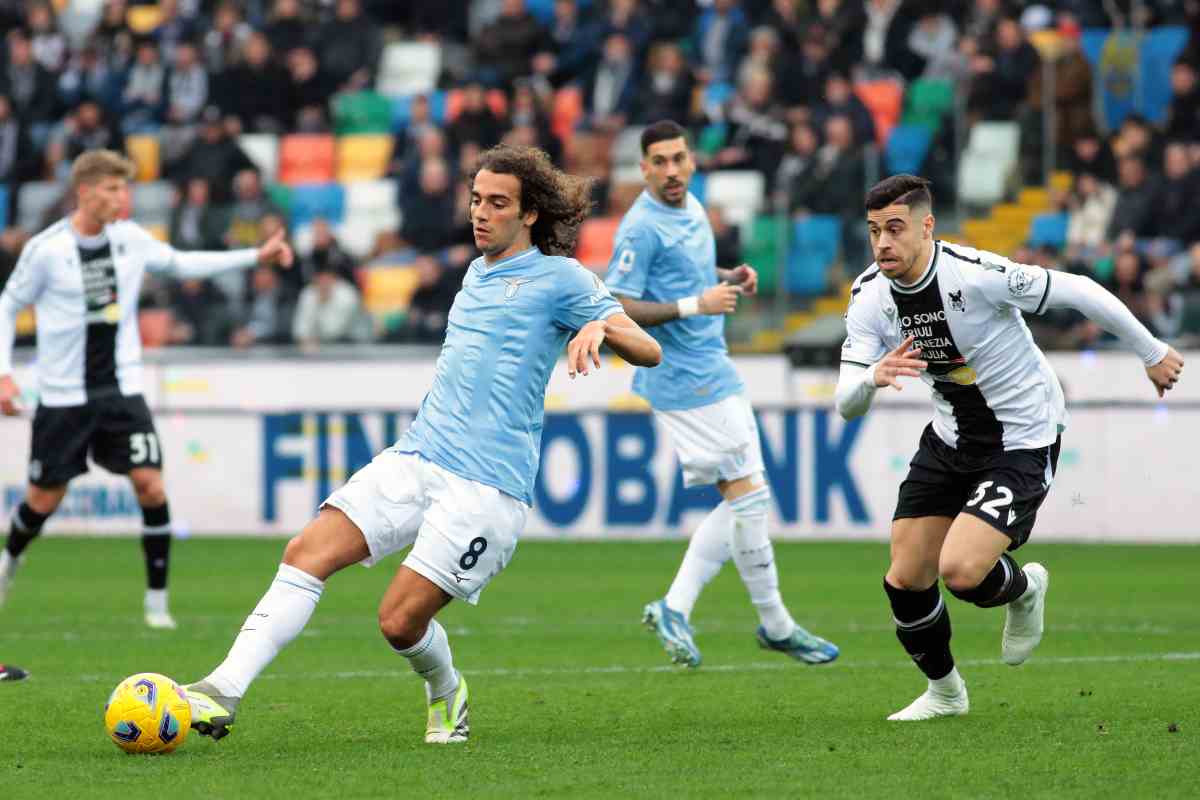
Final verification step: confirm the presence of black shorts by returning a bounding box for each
[893,424,1061,550]
[28,393,162,487]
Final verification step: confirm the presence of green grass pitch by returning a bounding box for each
[1,537,1198,799]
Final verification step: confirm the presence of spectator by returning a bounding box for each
[225,168,278,248]
[775,121,819,209]
[581,32,639,135]
[218,31,289,134]
[2,29,59,134]
[26,1,67,74]
[812,71,876,152]
[1110,114,1161,163]
[318,0,382,91]
[292,267,366,349]
[152,0,198,64]
[474,0,548,86]
[791,114,865,265]
[401,158,459,253]
[0,227,30,291]
[601,0,650,58]
[58,43,120,112]
[534,0,603,86]
[1152,141,1200,243]
[709,67,788,183]
[1106,155,1161,241]
[782,24,834,108]
[46,100,123,177]
[394,93,438,165]
[762,0,806,52]
[398,125,451,198]
[906,5,960,80]
[707,204,742,268]
[1166,60,1200,142]
[165,40,209,125]
[694,0,749,83]
[447,80,505,150]
[231,265,293,348]
[860,0,919,79]
[0,94,39,190]
[300,219,357,285]
[1051,21,1094,154]
[633,41,695,126]
[94,0,134,64]
[286,46,335,132]
[1065,172,1117,259]
[508,79,560,163]
[169,177,228,251]
[169,278,233,346]
[1066,127,1116,184]
[202,1,253,74]
[737,26,784,93]
[264,0,311,58]
[564,131,611,215]
[384,254,461,343]
[968,16,1039,121]
[168,107,254,202]
[121,38,166,132]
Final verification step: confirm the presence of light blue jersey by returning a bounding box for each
[605,190,743,411]
[395,246,622,505]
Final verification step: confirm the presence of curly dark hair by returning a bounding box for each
[471,145,593,257]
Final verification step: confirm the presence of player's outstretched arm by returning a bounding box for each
[566,313,662,378]
[144,227,294,279]
[614,283,743,328]
[835,336,927,420]
[1041,271,1183,397]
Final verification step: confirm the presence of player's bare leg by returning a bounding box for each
[884,515,969,721]
[717,475,838,663]
[0,484,65,607]
[187,507,369,740]
[129,468,177,629]
[940,515,1048,666]
[377,567,466,743]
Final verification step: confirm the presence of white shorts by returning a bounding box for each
[322,450,529,605]
[657,393,765,488]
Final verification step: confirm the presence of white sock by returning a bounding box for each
[204,563,324,698]
[729,486,796,640]
[0,550,15,579]
[663,502,732,618]
[144,588,169,614]
[394,619,458,699]
[930,667,965,696]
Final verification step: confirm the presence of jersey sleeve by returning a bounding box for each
[127,222,180,273]
[974,255,1054,315]
[841,280,888,368]
[554,261,624,332]
[603,223,657,299]
[1,237,50,306]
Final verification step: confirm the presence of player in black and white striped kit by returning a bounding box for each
[0,150,293,627]
[837,175,1184,721]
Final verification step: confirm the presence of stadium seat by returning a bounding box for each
[787,215,840,295]
[575,216,621,271]
[278,134,336,184]
[333,91,393,135]
[957,122,1020,208]
[125,134,161,181]
[377,41,441,96]
[17,181,65,231]
[704,170,764,230]
[146,224,168,241]
[903,78,954,133]
[696,123,727,156]
[335,218,383,259]
[265,183,292,216]
[362,265,421,314]
[1028,212,1069,249]
[289,183,346,227]
[854,79,904,145]
[238,133,279,182]
[885,124,933,175]
[336,134,394,182]
[611,126,645,169]
[551,86,583,143]
[743,215,782,293]
[689,171,707,203]
[0,185,8,227]
[131,181,173,227]
[345,178,399,218]
[126,4,162,33]
[525,0,555,24]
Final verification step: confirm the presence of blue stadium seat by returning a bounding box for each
[0,185,8,227]
[704,82,735,110]
[526,0,555,24]
[689,171,707,204]
[391,91,448,131]
[885,124,933,175]
[289,183,346,227]
[1028,212,1069,249]
[787,216,840,295]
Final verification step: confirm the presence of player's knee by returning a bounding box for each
[26,485,66,516]
[939,556,991,594]
[130,471,165,505]
[378,606,426,650]
[281,534,310,568]
[884,567,934,592]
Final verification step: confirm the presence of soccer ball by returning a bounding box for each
[103,672,192,754]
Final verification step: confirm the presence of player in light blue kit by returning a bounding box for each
[606,121,838,668]
[184,145,661,744]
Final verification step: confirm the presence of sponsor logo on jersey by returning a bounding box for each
[898,311,945,327]
[1008,266,1035,297]
[949,290,966,313]
[947,366,977,385]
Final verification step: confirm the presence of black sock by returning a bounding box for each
[6,502,50,558]
[141,503,172,590]
[884,579,955,680]
[947,554,1029,609]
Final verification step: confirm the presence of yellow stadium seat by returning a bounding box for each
[127,5,163,33]
[336,135,394,182]
[146,224,168,242]
[15,308,35,336]
[362,266,420,314]
[126,135,160,182]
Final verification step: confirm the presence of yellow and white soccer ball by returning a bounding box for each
[104,672,192,754]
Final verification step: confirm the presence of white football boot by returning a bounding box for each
[1002,563,1049,666]
[888,674,969,721]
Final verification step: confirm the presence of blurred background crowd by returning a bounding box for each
[2,0,1200,355]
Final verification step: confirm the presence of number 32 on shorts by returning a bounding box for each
[966,480,1014,523]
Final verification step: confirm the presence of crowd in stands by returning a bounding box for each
[2,0,1200,351]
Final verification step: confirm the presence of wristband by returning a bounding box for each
[677,296,700,318]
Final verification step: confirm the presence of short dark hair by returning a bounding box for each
[865,174,933,211]
[640,120,689,155]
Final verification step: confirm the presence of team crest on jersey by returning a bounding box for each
[1008,267,1035,297]
[949,290,966,313]
[502,277,534,299]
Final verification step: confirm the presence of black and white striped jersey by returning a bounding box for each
[0,218,258,407]
[841,241,1066,452]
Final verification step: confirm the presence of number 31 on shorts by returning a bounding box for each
[129,432,160,465]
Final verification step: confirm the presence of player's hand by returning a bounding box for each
[1146,346,1184,398]
[0,374,22,416]
[699,282,742,315]
[567,320,607,379]
[256,229,294,269]
[727,264,758,295]
[873,336,927,390]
